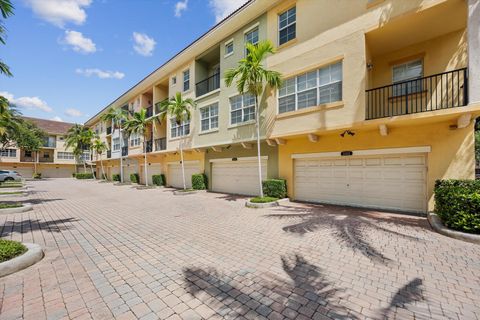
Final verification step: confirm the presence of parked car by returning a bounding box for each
[0,170,22,182]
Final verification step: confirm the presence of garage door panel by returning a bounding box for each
[168,163,200,189]
[212,160,266,196]
[41,167,74,178]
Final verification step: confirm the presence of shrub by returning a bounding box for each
[75,173,94,179]
[112,174,121,182]
[0,239,27,263]
[192,173,207,190]
[434,179,480,234]
[262,179,287,199]
[32,173,41,179]
[250,196,278,203]
[72,173,76,178]
[130,173,140,184]
[0,203,22,209]
[152,174,166,186]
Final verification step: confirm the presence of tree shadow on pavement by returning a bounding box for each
[0,218,78,237]
[183,253,357,319]
[380,278,425,319]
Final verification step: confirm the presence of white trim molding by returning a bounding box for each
[210,156,268,163]
[167,160,200,165]
[291,146,432,159]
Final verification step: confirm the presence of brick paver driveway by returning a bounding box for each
[0,179,479,320]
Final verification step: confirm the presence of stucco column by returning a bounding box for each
[468,0,480,104]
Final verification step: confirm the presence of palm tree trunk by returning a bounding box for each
[119,128,124,183]
[180,138,186,190]
[100,158,106,180]
[34,151,37,175]
[90,154,95,179]
[255,95,264,198]
[144,134,148,186]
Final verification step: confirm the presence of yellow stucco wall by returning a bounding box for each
[278,121,475,211]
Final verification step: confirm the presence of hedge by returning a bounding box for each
[32,173,41,179]
[262,179,287,199]
[72,173,76,178]
[112,174,121,182]
[434,179,480,234]
[152,174,166,186]
[76,173,94,179]
[192,173,208,190]
[130,173,140,184]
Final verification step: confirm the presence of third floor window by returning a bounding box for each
[171,117,190,138]
[183,69,190,91]
[279,6,296,46]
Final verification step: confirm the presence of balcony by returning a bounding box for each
[146,140,153,153]
[155,138,166,151]
[196,72,220,97]
[106,126,112,135]
[146,106,153,118]
[155,99,167,114]
[107,150,111,159]
[39,157,53,163]
[121,146,128,157]
[365,68,468,120]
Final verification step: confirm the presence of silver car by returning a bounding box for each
[0,170,22,182]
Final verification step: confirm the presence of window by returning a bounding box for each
[43,153,50,159]
[279,6,296,45]
[244,26,259,55]
[43,136,56,148]
[57,152,74,160]
[0,149,16,157]
[130,132,141,147]
[392,59,423,96]
[172,76,177,85]
[278,61,342,113]
[183,69,190,91]
[170,118,190,138]
[113,138,120,151]
[225,40,234,56]
[230,94,256,125]
[24,151,32,158]
[80,152,89,161]
[200,103,219,132]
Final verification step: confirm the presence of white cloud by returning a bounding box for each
[75,68,125,79]
[24,0,92,28]
[209,0,248,23]
[132,32,156,57]
[51,116,64,122]
[65,108,82,117]
[175,0,188,17]
[63,30,96,54]
[0,91,53,113]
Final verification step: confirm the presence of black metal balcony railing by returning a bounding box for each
[155,99,168,114]
[196,72,220,97]
[121,146,128,157]
[155,138,166,151]
[146,106,153,118]
[106,126,112,135]
[366,68,468,120]
[107,150,111,159]
[146,140,153,153]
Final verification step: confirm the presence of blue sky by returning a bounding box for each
[1,0,246,123]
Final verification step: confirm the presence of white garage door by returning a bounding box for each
[141,163,162,185]
[123,165,138,182]
[211,158,267,196]
[294,154,427,213]
[41,166,74,178]
[167,161,201,189]
[2,166,33,178]
[109,166,120,180]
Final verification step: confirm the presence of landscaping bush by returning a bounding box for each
[262,179,287,199]
[0,203,22,209]
[192,173,207,190]
[152,174,166,186]
[72,173,76,178]
[0,239,27,263]
[130,173,140,184]
[75,173,94,179]
[112,174,121,182]
[250,196,278,203]
[32,173,41,179]
[434,179,480,234]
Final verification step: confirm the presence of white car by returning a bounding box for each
[0,170,22,182]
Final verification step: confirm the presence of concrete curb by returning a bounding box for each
[173,189,207,195]
[0,203,33,215]
[0,243,44,278]
[246,198,290,208]
[0,192,28,198]
[0,186,28,192]
[427,212,480,245]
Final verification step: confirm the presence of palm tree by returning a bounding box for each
[82,128,96,178]
[92,137,108,180]
[124,108,157,186]
[65,124,93,174]
[158,92,196,190]
[101,107,128,183]
[225,40,282,197]
[0,0,14,77]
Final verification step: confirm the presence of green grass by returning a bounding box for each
[250,196,279,203]
[0,203,22,209]
[0,239,27,263]
[0,191,22,195]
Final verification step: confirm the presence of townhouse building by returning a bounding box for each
[0,117,83,178]
[85,0,480,214]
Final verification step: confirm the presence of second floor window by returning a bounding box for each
[43,136,56,148]
[130,132,141,147]
[183,69,190,91]
[170,118,190,138]
[244,26,259,55]
[24,151,32,158]
[279,6,296,45]
[57,152,74,160]
[113,138,120,151]
[278,61,342,113]
[230,94,255,125]
[0,149,16,157]
[200,103,219,132]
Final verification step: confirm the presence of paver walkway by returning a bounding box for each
[0,179,479,320]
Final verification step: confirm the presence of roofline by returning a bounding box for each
[86,0,256,125]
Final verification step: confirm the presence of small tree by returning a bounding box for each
[65,124,92,173]
[101,108,128,182]
[225,40,282,197]
[92,137,108,179]
[158,92,196,190]
[15,120,45,174]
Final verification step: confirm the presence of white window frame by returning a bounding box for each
[224,39,234,58]
[183,69,190,92]
[0,149,16,157]
[278,6,296,46]
[244,23,259,55]
[129,132,141,147]
[229,93,256,126]
[113,138,120,151]
[278,61,343,114]
[392,59,423,96]
[57,152,75,160]
[200,102,219,132]
[170,117,190,139]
